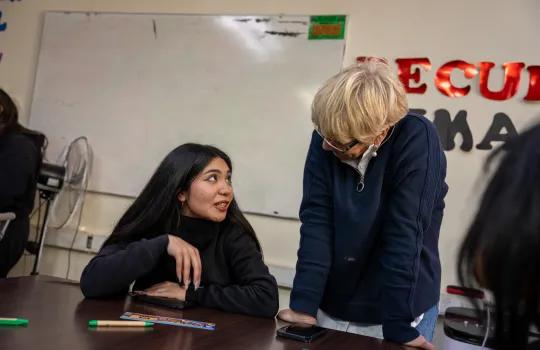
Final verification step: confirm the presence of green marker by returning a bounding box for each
[0,318,29,326]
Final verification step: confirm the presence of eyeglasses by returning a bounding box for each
[356,56,389,64]
[315,129,359,153]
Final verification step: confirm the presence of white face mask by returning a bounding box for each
[357,144,379,174]
[368,144,379,157]
[354,145,379,192]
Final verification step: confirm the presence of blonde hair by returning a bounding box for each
[311,61,408,144]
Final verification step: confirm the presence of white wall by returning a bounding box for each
[2,0,539,303]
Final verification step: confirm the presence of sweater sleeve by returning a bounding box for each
[380,121,444,343]
[80,235,169,298]
[289,131,334,316]
[0,136,38,212]
[185,229,279,318]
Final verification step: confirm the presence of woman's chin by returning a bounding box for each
[209,210,227,222]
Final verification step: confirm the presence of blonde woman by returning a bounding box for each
[278,61,448,349]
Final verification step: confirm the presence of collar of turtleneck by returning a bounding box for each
[175,215,221,250]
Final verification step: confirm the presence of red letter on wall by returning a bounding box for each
[435,60,478,97]
[524,66,540,101]
[478,62,525,101]
[395,58,432,94]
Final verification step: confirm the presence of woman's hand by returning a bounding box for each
[138,281,187,301]
[167,235,201,289]
[404,335,436,350]
[277,308,317,325]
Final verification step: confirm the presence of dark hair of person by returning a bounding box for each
[0,88,47,164]
[104,143,262,252]
[0,87,23,136]
[457,123,540,350]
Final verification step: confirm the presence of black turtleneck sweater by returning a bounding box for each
[0,132,41,277]
[80,216,279,318]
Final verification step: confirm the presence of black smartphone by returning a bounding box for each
[277,324,327,343]
[129,292,191,310]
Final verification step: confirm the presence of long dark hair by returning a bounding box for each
[104,143,262,252]
[458,123,540,350]
[0,88,47,163]
[0,88,18,136]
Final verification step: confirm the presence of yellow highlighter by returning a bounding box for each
[88,320,153,327]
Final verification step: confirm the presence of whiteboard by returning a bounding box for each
[29,12,345,218]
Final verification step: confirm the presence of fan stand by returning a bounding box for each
[30,188,57,275]
[29,136,91,276]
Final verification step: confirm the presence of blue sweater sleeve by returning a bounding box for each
[381,121,444,343]
[80,235,169,298]
[289,131,334,316]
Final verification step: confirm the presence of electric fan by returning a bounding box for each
[29,136,92,275]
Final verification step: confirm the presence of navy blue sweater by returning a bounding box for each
[290,114,447,343]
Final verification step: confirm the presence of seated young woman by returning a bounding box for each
[80,143,279,318]
[0,88,46,278]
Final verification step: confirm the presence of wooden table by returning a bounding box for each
[0,276,407,350]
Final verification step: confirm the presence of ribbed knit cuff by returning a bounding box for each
[289,290,319,317]
[383,320,420,344]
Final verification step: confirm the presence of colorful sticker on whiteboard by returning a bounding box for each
[0,11,7,32]
[308,15,346,40]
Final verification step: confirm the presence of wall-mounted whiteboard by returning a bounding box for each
[29,12,345,218]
